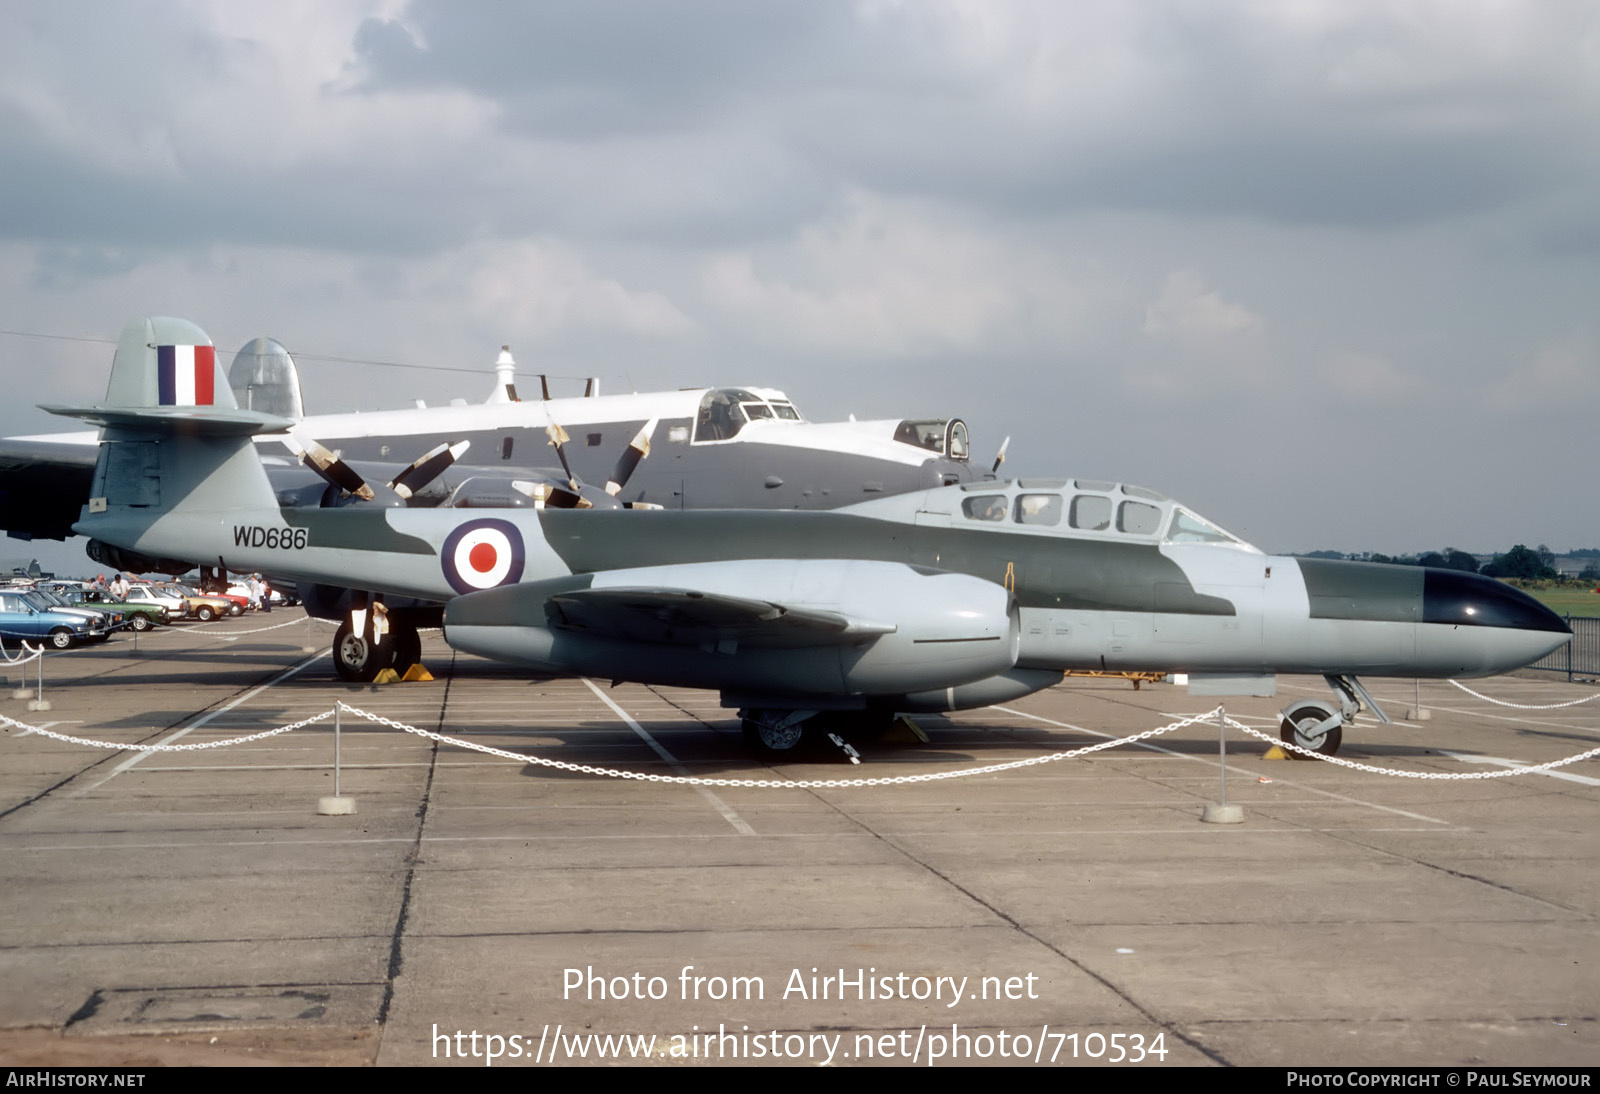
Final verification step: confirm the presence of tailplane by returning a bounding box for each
[43,317,291,435]
[41,317,289,553]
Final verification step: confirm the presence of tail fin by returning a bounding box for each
[228,336,306,420]
[107,316,234,411]
[43,317,289,433]
[40,317,289,553]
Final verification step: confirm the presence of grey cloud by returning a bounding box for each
[343,1,1600,234]
[349,1,862,138]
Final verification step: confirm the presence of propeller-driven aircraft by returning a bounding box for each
[3,336,983,544]
[50,318,1572,757]
[5,323,989,676]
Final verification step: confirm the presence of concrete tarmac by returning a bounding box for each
[0,609,1595,1067]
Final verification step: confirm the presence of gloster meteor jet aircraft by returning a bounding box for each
[52,319,1571,757]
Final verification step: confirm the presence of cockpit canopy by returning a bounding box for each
[693,388,804,443]
[893,418,969,462]
[956,478,1256,550]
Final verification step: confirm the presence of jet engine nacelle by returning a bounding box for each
[445,559,1019,698]
[85,538,194,577]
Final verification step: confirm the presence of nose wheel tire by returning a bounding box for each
[1279,702,1343,759]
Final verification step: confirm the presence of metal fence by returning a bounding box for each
[1529,616,1600,680]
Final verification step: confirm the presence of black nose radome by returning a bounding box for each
[1422,569,1570,634]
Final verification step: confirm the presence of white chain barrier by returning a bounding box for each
[3,700,1597,787]
[1449,679,1600,709]
[0,708,332,750]
[140,617,309,641]
[335,702,1221,788]
[1232,717,1600,777]
[0,637,42,667]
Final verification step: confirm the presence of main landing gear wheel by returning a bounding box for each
[389,621,422,676]
[333,618,392,683]
[1279,700,1343,759]
[741,710,810,754]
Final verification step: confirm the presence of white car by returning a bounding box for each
[228,582,289,608]
[121,584,188,617]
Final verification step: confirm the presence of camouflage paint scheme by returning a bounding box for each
[52,318,1572,744]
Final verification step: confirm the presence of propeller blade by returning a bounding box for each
[513,480,592,510]
[545,421,578,490]
[605,418,657,497]
[290,433,374,501]
[387,440,470,500]
[991,435,1011,475]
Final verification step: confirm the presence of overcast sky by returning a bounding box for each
[2,0,1597,571]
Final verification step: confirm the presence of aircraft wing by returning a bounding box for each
[444,559,1018,698]
[0,437,97,541]
[546,586,898,648]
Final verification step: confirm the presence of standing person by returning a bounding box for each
[109,573,130,600]
[259,576,272,614]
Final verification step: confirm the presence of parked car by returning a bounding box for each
[227,581,292,609]
[121,583,189,619]
[0,590,96,649]
[204,589,251,615]
[22,589,116,641]
[160,583,237,622]
[61,588,168,631]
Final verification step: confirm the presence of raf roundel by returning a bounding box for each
[440,518,526,595]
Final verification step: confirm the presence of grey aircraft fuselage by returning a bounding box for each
[57,316,1572,757]
[88,471,1570,705]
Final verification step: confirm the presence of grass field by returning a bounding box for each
[1526,586,1600,617]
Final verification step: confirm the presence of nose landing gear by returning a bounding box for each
[1277,674,1391,759]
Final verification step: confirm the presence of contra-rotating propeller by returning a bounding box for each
[388,440,471,500]
[285,428,471,508]
[521,416,660,510]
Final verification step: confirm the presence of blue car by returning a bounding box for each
[0,589,94,649]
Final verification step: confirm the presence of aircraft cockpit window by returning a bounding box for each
[742,402,775,421]
[695,388,763,442]
[1069,495,1111,531]
[1166,508,1236,545]
[1118,501,1163,535]
[771,402,801,420]
[895,419,947,454]
[947,420,969,461]
[961,495,1009,522]
[1015,494,1062,526]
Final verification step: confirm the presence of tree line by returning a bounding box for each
[1301,545,1600,581]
